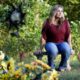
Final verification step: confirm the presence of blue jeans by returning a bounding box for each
[45,42,71,69]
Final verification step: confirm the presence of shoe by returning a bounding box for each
[56,67,66,72]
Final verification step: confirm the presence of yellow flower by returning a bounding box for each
[35,60,51,70]
[7,58,15,73]
[21,74,27,80]
[41,73,49,80]
[1,61,7,68]
[14,68,22,75]
[49,69,59,80]
[17,62,24,66]
[24,64,33,70]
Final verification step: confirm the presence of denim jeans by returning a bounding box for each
[45,42,71,69]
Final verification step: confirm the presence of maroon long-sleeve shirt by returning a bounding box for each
[41,19,70,43]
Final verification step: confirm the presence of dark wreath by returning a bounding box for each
[6,3,26,37]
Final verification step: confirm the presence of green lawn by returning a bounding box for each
[41,55,80,80]
[59,57,80,80]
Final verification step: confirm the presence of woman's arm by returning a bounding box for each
[40,20,47,51]
[68,34,75,55]
[66,20,75,55]
[40,36,46,51]
[68,34,72,49]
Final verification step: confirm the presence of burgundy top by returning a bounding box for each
[41,19,70,43]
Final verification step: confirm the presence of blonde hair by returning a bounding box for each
[49,4,65,25]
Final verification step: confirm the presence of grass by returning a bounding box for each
[59,57,80,80]
[41,55,80,80]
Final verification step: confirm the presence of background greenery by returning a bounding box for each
[0,0,80,80]
[0,0,80,59]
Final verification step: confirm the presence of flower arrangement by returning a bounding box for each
[42,69,59,80]
[0,51,59,80]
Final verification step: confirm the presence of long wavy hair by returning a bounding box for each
[49,4,65,26]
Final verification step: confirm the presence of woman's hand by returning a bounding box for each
[34,49,42,55]
[71,49,75,55]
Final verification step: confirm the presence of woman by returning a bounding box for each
[40,4,74,71]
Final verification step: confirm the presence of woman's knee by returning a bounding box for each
[45,42,58,56]
[61,42,71,53]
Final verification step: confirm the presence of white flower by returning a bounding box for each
[0,51,5,60]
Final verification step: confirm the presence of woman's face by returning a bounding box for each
[55,7,64,19]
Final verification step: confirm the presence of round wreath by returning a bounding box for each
[6,3,26,36]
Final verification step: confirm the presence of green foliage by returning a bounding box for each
[71,21,80,54]
[47,0,80,21]
[0,0,80,57]
[0,0,51,57]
